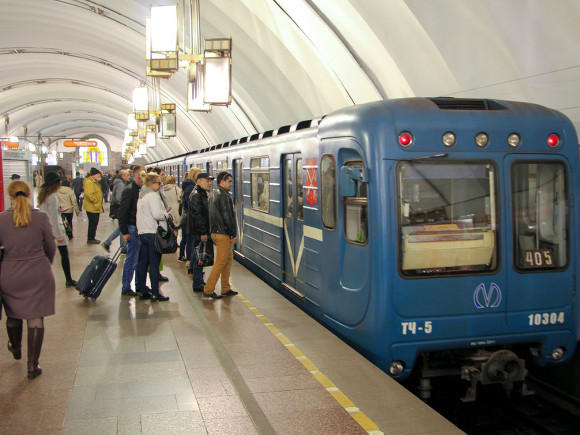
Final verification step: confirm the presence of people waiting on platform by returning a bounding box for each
[189,172,213,293]
[203,171,238,299]
[179,168,201,268]
[71,171,84,208]
[10,174,20,181]
[135,172,171,302]
[0,180,56,380]
[57,178,80,239]
[83,168,103,244]
[102,168,131,253]
[38,172,77,288]
[119,165,144,296]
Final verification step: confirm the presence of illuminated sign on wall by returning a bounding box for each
[64,140,98,147]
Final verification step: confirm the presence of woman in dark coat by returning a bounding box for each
[0,180,56,379]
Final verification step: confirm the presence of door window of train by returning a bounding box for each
[344,161,368,245]
[321,155,336,229]
[296,158,304,221]
[512,162,567,270]
[285,159,293,218]
[398,162,497,276]
[251,157,269,212]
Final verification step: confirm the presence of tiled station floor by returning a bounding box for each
[0,212,462,434]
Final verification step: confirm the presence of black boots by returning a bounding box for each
[6,322,22,360]
[27,327,44,379]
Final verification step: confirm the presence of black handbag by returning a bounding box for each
[195,241,214,267]
[62,216,73,240]
[154,217,178,254]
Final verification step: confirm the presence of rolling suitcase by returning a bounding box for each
[76,246,122,301]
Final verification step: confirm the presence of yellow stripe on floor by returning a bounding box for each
[233,287,384,435]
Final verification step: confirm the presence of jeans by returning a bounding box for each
[136,233,161,296]
[204,234,233,295]
[121,225,140,292]
[86,212,100,241]
[104,220,125,249]
[179,229,189,259]
[191,234,204,289]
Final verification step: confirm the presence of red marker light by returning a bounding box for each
[547,134,560,147]
[399,132,413,147]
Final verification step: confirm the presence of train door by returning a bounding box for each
[506,155,574,318]
[233,158,244,251]
[282,153,304,296]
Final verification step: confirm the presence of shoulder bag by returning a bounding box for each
[154,215,178,254]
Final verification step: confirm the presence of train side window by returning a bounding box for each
[296,158,304,221]
[321,155,336,229]
[343,161,368,244]
[512,162,567,270]
[285,159,293,218]
[251,157,270,212]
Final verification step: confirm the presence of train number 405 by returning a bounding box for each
[528,312,565,326]
[401,321,432,335]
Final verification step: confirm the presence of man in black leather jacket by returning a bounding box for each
[119,166,144,296]
[203,172,238,299]
[188,173,212,292]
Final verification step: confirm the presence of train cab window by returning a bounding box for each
[251,157,270,212]
[398,162,497,276]
[512,162,567,270]
[344,161,368,244]
[296,158,304,221]
[321,155,336,229]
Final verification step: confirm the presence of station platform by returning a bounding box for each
[0,213,461,434]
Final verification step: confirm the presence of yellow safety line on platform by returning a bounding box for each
[233,288,383,435]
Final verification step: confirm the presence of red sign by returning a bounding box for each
[304,158,318,206]
[1,141,19,148]
[64,140,97,147]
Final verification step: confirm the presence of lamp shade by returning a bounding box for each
[203,39,232,105]
[187,62,211,112]
[133,87,148,112]
[150,5,178,53]
[127,113,137,131]
[160,112,176,137]
[146,131,156,147]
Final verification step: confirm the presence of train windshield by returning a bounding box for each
[398,161,497,276]
[512,162,567,270]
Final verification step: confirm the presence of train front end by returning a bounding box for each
[377,98,579,400]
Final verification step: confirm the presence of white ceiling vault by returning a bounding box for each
[1,0,580,163]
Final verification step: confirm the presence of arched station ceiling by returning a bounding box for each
[1,0,580,164]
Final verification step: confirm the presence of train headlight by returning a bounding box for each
[442,132,456,147]
[547,133,560,148]
[475,132,489,148]
[552,347,565,360]
[507,133,521,148]
[398,132,413,147]
[389,360,405,376]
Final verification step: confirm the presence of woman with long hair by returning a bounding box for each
[38,172,77,287]
[136,172,171,302]
[0,181,56,379]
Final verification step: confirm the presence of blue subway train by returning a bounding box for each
[154,98,579,400]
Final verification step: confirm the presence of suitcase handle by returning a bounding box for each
[110,245,123,263]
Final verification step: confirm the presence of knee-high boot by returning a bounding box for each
[27,327,44,379]
[6,320,23,360]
